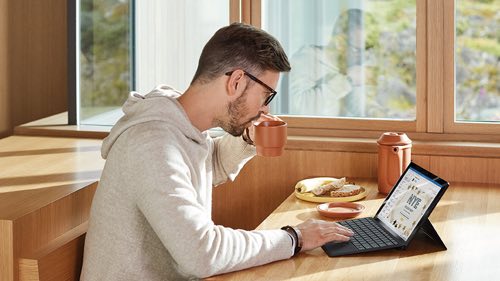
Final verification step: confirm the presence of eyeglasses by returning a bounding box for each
[225,70,277,106]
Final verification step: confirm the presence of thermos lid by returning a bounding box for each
[377,132,412,146]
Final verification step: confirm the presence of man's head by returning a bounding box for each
[191,23,290,136]
[191,23,291,85]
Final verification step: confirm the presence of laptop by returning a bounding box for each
[322,161,449,257]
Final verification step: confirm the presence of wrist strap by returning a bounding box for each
[281,225,302,256]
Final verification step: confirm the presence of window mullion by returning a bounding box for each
[250,0,261,27]
[229,0,241,23]
[443,0,455,132]
[416,0,427,132]
[241,0,251,24]
[427,0,445,133]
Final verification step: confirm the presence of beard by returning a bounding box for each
[216,89,261,137]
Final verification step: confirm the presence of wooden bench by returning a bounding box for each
[0,136,104,281]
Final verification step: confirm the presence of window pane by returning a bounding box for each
[79,0,132,125]
[456,0,500,122]
[262,0,417,119]
[135,1,229,95]
[78,0,228,126]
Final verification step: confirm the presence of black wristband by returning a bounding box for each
[281,225,302,256]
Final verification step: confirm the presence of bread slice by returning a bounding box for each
[295,177,345,194]
[330,184,363,197]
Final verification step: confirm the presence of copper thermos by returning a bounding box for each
[377,132,412,194]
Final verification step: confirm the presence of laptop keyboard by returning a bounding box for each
[339,218,398,250]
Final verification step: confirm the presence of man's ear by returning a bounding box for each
[226,70,247,98]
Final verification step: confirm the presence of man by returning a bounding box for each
[81,23,353,280]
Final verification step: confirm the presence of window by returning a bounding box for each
[70,0,499,138]
[73,0,229,126]
[259,0,423,133]
[455,0,499,123]
[443,0,500,134]
[263,0,417,120]
[78,0,133,126]
[134,1,229,95]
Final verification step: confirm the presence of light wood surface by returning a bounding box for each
[0,136,104,281]
[14,112,110,139]
[211,180,500,280]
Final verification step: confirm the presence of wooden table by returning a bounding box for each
[211,179,500,281]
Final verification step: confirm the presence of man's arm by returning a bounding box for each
[211,133,256,186]
[132,135,292,278]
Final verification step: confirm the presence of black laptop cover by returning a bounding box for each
[322,162,449,257]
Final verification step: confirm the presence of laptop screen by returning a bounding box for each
[376,165,446,241]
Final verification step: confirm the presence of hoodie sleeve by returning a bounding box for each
[211,133,256,186]
[133,133,292,278]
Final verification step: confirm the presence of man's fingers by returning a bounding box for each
[335,224,354,236]
[322,222,353,235]
[332,233,352,242]
[258,112,282,122]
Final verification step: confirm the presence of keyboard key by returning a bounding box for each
[341,218,398,251]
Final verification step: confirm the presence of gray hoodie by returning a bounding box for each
[80,85,293,280]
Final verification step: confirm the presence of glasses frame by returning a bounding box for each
[225,70,277,106]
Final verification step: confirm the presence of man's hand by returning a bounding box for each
[295,219,354,252]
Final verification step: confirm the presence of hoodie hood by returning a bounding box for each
[101,85,205,159]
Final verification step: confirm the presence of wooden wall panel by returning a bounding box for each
[213,150,378,230]
[0,0,9,138]
[18,226,87,281]
[213,151,500,230]
[0,0,68,138]
[0,221,14,281]
[430,156,500,185]
[412,155,430,170]
[14,183,97,259]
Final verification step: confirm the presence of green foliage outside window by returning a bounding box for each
[456,0,499,122]
[80,0,131,121]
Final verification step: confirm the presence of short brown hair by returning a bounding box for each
[191,23,291,85]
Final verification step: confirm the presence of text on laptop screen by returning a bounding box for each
[376,167,443,240]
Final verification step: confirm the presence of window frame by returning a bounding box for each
[250,0,499,140]
[443,0,499,135]
[252,0,427,136]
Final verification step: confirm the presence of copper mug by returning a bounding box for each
[377,132,412,194]
[253,120,287,157]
